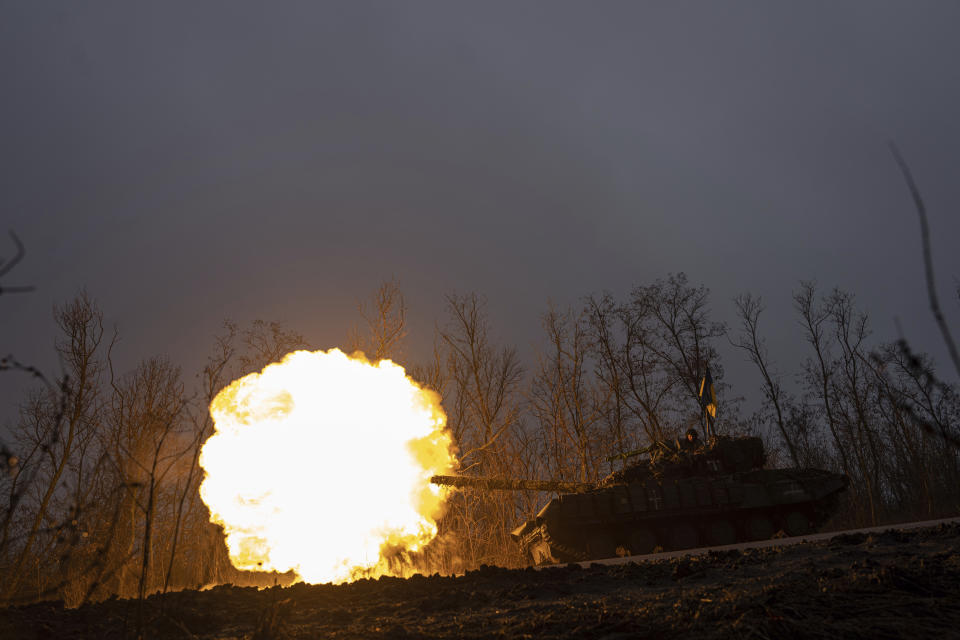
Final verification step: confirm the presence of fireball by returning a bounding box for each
[198,349,455,584]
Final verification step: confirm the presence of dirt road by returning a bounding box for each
[558,516,960,569]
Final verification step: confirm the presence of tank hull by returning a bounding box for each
[511,467,848,564]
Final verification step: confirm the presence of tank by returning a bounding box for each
[431,435,848,565]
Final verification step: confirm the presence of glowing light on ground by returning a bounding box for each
[199,349,455,584]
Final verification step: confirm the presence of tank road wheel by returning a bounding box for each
[586,531,617,560]
[669,523,699,550]
[783,510,811,537]
[628,527,657,555]
[746,514,775,541]
[706,519,737,546]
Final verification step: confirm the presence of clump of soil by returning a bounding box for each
[3,523,959,639]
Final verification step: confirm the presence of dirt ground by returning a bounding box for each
[2,522,959,639]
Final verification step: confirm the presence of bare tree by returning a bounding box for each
[408,336,447,396]
[348,278,407,362]
[530,305,605,482]
[582,292,666,449]
[631,273,725,434]
[439,293,524,471]
[580,294,636,459]
[1,231,60,588]
[580,275,724,452]
[795,282,850,478]
[237,320,310,376]
[106,357,187,631]
[790,277,960,527]
[732,293,800,466]
[827,290,885,524]
[435,292,526,568]
[1,293,106,601]
[161,324,236,595]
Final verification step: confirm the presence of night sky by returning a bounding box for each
[3,2,959,423]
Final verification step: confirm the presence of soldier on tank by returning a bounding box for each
[679,428,700,452]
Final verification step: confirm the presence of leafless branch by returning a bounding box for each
[889,142,960,380]
[0,230,35,294]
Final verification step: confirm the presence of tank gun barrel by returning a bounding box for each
[430,475,593,493]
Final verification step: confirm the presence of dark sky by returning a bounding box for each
[2,2,959,418]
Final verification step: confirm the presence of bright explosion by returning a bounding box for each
[198,349,455,584]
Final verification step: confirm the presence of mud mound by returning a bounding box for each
[2,523,959,639]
